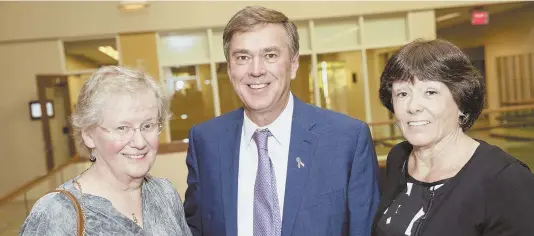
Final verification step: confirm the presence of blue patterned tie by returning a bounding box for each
[253,129,282,236]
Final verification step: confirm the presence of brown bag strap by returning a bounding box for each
[48,189,85,236]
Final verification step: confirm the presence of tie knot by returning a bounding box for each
[252,128,272,149]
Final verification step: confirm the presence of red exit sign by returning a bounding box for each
[471,10,489,25]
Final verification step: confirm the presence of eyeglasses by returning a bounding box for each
[98,122,163,141]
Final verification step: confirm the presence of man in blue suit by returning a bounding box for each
[184,5,379,236]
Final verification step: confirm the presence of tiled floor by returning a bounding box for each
[1,127,532,236]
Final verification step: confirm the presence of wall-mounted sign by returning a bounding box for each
[471,10,489,25]
[29,100,54,120]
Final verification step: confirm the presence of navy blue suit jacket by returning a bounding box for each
[184,97,380,236]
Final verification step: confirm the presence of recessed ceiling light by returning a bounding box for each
[98,46,119,61]
[118,1,148,11]
[436,12,462,22]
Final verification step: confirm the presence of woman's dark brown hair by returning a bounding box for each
[378,38,485,131]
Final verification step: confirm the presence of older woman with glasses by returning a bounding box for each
[20,66,192,236]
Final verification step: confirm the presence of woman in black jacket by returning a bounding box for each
[372,39,534,236]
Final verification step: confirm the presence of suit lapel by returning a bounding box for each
[281,99,318,236]
[218,110,243,236]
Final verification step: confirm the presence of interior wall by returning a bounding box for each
[65,55,98,72]
[68,74,92,116]
[0,40,64,198]
[150,152,189,198]
[117,32,169,142]
[407,10,437,41]
[66,55,97,117]
[438,3,534,124]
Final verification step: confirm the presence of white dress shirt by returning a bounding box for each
[237,94,294,236]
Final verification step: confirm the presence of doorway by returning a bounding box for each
[36,75,75,171]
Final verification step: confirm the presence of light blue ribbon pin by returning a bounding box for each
[296,157,305,168]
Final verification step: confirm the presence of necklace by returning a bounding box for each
[132,213,138,224]
[74,171,140,226]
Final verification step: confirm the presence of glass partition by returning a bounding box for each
[167,65,215,141]
[365,47,400,139]
[316,51,366,121]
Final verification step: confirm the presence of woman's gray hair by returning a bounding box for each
[71,66,172,157]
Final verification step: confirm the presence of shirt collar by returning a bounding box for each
[243,93,294,147]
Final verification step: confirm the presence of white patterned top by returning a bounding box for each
[377,175,450,236]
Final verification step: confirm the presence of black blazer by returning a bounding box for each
[372,140,534,236]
